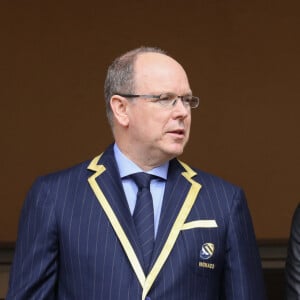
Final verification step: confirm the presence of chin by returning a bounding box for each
[165,146,185,158]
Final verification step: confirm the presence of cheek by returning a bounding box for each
[146,114,168,131]
[186,117,192,130]
[131,108,172,137]
[134,116,159,138]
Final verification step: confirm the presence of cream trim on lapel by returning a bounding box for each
[87,155,201,300]
[87,154,146,287]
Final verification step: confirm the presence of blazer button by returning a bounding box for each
[146,297,151,300]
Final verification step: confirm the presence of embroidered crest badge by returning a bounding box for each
[200,243,215,260]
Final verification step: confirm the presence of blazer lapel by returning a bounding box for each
[142,159,202,300]
[87,146,146,287]
[95,147,140,249]
[152,159,191,259]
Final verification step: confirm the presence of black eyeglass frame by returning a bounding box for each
[117,93,200,109]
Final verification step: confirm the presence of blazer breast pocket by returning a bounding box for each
[179,220,225,278]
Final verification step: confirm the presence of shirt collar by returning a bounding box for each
[113,143,169,180]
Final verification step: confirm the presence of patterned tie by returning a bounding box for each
[131,172,155,273]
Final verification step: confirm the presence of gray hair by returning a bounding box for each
[104,46,166,126]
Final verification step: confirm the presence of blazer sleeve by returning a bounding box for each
[285,204,300,299]
[221,188,266,300]
[6,177,58,300]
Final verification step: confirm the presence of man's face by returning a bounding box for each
[125,53,192,167]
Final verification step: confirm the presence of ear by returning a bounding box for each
[110,95,130,127]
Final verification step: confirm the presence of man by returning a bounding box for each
[7,47,266,299]
[286,204,300,299]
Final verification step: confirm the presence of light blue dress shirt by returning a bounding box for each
[114,143,169,237]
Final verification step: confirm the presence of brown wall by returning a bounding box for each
[1,1,300,242]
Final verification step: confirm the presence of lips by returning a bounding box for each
[168,129,185,137]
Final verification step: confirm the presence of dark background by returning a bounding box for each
[1,0,300,242]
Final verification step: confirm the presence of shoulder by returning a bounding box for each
[34,144,115,186]
[290,204,300,235]
[293,204,300,221]
[23,159,92,207]
[177,159,246,212]
[178,159,242,194]
[34,159,92,187]
[27,146,115,203]
[195,168,241,193]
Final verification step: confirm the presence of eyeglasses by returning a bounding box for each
[117,92,200,109]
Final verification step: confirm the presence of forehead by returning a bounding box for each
[133,53,191,93]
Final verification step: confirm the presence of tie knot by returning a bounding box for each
[131,172,154,189]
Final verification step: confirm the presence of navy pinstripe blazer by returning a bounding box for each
[7,145,266,299]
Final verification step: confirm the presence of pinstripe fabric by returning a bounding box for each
[6,145,266,299]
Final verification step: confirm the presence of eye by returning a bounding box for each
[183,95,199,108]
[183,95,192,103]
[159,93,176,102]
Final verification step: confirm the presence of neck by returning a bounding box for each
[115,142,172,171]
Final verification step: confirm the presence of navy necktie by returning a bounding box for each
[131,172,155,273]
